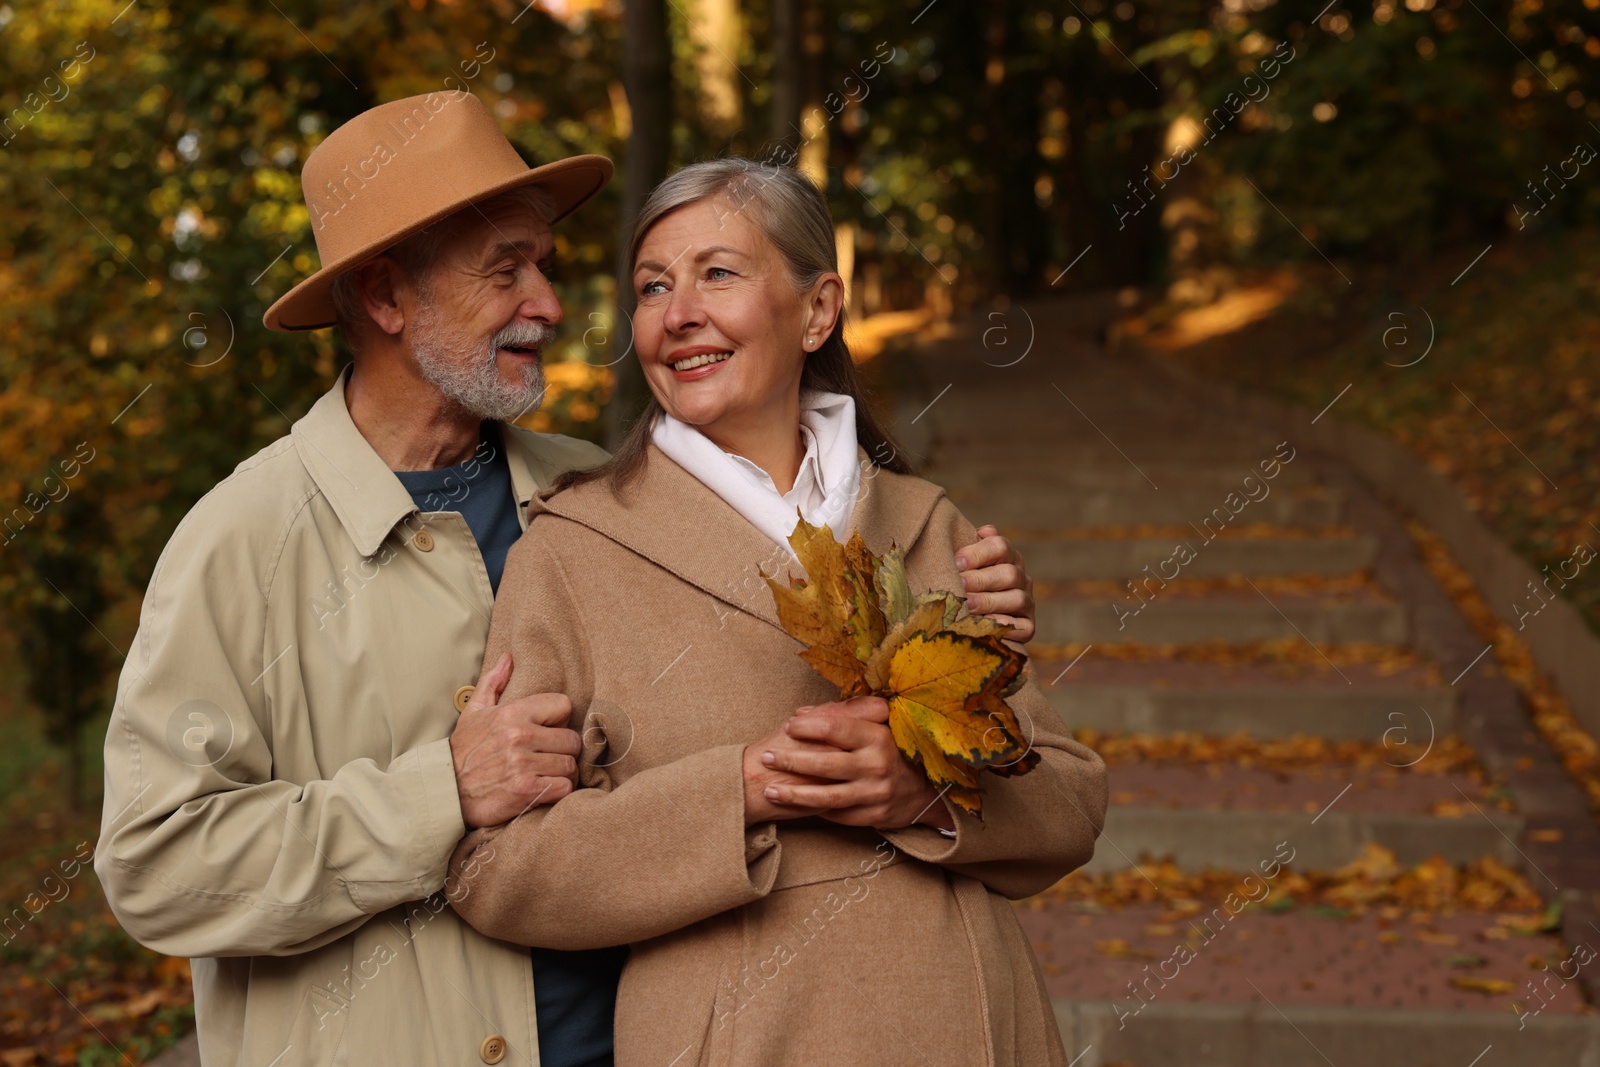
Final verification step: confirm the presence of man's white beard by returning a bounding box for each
[410,299,556,423]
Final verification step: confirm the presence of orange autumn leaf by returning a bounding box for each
[766,521,883,696]
[1448,976,1517,995]
[766,516,1037,815]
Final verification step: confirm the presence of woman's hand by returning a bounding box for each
[741,723,836,825]
[756,698,956,832]
[957,525,1036,643]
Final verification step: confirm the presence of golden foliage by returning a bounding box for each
[1029,842,1544,918]
[1077,729,1483,778]
[766,517,1037,814]
[1033,638,1431,678]
[1404,517,1600,817]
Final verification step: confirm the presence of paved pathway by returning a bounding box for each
[904,294,1600,1066]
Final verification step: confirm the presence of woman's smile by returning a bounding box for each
[666,344,734,379]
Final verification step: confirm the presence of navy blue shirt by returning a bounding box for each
[396,425,627,1067]
[394,429,523,591]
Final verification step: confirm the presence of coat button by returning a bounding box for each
[453,685,475,713]
[479,1034,507,1064]
[413,530,435,552]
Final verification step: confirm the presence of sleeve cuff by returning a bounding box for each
[881,797,971,864]
[390,736,467,892]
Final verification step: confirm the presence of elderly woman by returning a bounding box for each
[448,159,1107,1066]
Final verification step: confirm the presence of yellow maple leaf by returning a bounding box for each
[765,519,885,696]
[768,517,1038,815]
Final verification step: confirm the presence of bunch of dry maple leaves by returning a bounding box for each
[765,518,1039,815]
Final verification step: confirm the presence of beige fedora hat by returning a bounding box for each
[264,91,612,332]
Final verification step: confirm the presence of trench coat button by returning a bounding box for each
[454,685,475,713]
[479,1034,507,1064]
[413,530,435,552]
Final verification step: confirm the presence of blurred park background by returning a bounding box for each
[2,0,1598,1061]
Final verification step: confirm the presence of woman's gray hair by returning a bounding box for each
[557,157,912,496]
[627,158,839,299]
[329,183,556,339]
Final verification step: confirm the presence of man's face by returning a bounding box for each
[405,196,562,422]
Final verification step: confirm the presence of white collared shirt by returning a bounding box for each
[725,423,827,520]
[651,390,862,554]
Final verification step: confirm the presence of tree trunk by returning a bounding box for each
[982,1,1050,295]
[797,0,827,184]
[606,0,674,449]
[768,0,801,149]
[690,0,743,139]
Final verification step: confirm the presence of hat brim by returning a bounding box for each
[263,154,613,332]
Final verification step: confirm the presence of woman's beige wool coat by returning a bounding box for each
[448,445,1109,1067]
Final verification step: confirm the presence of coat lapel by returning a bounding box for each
[533,445,949,636]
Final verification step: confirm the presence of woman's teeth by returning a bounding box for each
[671,352,731,371]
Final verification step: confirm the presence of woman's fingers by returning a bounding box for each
[765,781,878,810]
[761,746,855,780]
[792,695,889,723]
[786,705,889,747]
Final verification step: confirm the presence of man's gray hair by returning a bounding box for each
[329,183,557,339]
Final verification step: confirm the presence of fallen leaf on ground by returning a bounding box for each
[1092,938,1155,959]
[1447,953,1490,968]
[1449,976,1516,995]
[1025,843,1543,917]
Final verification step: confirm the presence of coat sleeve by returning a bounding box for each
[445,522,782,950]
[878,496,1108,900]
[94,488,466,959]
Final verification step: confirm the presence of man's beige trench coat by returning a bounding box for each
[95,370,607,1067]
[447,446,1109,1067]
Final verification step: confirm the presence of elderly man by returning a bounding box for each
[96,93,1037,1067]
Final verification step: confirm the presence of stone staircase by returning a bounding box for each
[905,296,1599,1066]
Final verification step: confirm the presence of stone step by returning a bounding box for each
[931,461,1319,492]
[1037,589,1409,646]
[1035,658,1453,741]
[1052,1001,1600,1067]
[1014,533,1376,580]
[946,485,1345,529]
[1048,683,1455,742]
[1083,805,1524,873]
[1102,758,1491,818]
[928,439,1290,468]
[1024,901,1579,1014]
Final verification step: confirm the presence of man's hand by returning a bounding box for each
[957,524,1036,643]
[450,653,582,828]
[756,699,956,832]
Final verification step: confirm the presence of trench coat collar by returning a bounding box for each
[532,444,947,634]
[292,367,544,557]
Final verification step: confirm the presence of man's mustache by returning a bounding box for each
[491,321,558,357]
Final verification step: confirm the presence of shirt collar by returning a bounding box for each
[292,367,544,556]
[725,422,824,502]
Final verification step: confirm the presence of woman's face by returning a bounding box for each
[631,197,836,439]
